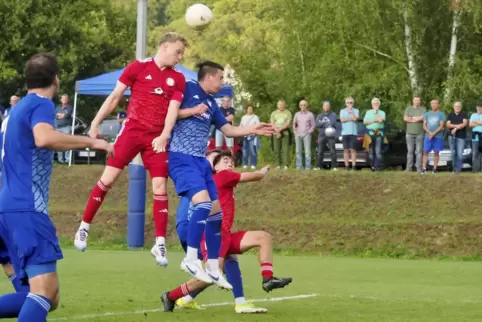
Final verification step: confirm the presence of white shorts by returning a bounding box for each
[215,129,234,147]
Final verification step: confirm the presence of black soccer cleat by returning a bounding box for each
[262,276,293,293]
[161,292,175,312]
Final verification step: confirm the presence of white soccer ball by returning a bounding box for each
[325,127,336,137]
[185,4,213,30]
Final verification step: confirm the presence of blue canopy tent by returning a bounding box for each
[68,64,234,166]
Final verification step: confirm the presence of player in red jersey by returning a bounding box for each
[161,151,292,313]
[74,32,189,267]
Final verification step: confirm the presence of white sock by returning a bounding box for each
[206,259,219,272]
[182,295,194,303]
[79,221,90,231]
[155,236,166,245]
[186,247,199,262]
[235,297,246,305]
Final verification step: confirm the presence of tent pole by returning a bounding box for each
[68,92,78,167]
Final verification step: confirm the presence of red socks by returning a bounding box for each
[153,194,168,238]
[82,181,111,224]
[168,283,190,301]
[261,262,273,280]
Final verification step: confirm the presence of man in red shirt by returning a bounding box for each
[74,32,188,267]
[161,152,292,313]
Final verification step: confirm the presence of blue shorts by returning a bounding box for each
[424,137,444,153]
[0,237,9,264]
[169,152,218,200]
[0,212,63,281]
[176,220,203,260]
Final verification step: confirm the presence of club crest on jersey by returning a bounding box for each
[151,87,163,95]
[166,78,175,86]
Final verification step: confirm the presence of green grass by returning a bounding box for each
[2,249,482,321]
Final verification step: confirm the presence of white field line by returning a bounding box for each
[48,293,319,321]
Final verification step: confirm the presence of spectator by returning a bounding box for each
[56,94,73,164]
[363,98,386,171]
[293,100,315,170]
[270,100,292,169]
[117,111,127,133]
[340,97,359,170]
[404,96,426,172]
[421,100,445,174]
[215,96,235,155]
[469,102,482,172]
[446,101,468,174]
[4,95,19,118]
[314,101,337,171]
[240,104,260,169]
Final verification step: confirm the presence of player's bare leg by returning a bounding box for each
[74,166,122,251]
[161,278,211,312]
[239,231,292,292]
[150,176,169,266]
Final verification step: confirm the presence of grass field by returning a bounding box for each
[2,249,482,321]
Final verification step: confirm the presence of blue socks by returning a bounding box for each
[189,286,208,299]
[205,212,222,259]
[186,201,212,261]
[18,293,51,322]
[225,257,244,299]
[0,292,27,318]
[9,274,30,293]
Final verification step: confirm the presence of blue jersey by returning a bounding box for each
[169,80,228,157]
[0,93,56,214]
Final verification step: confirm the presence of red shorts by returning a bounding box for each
[106,118,168,178]
[201,230,247,261]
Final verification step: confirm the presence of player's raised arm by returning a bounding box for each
[239,165,270,183]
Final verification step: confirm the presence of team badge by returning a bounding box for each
[166,78,175,86]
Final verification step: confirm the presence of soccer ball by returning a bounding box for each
[325,127,336,137]
[185,4,213,30]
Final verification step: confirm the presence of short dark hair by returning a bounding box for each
[196,61,224,81]
[212,151,234,168]
[477,102,482,108]
[24,53,59,89]
[206,149,222,158]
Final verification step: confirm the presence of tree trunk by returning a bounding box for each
[444,0,462,104]
[403,1,420,95]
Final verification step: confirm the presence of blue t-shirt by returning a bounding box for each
[169,81,228,157]
[470,113,482,141]
[340,108,360,136]
[0,93,55,214]
[424,111,446,139]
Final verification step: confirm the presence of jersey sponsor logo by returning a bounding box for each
[151,87,164,95]
[145,75,152,80]
[166,78,175,86]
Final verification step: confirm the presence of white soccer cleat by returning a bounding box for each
[74,229,88,251]
[206,268,233,290]
[181,258,213,284]
[151,244,168,267]
[235,303,268,314]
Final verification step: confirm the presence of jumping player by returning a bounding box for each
[0,240,29,294]
[74,32,189,267]
[0,53,112,321]
[165,60,274,287]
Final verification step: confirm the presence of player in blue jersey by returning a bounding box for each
[0,53,113,321]
[159,61,274,299]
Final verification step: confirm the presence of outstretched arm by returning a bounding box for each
[239,166,270,183]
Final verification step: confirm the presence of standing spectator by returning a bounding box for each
[240,104,260,169]
[446,101,468,173]
[215,96,235,155]
[469,102,482,172]
[404,96,426,172]
[340,97,360,170]
[314,101,337,170]
[4,95,19,119]
[293,100,315,170]
[0,97,17,174]
[56,94,73,164]
[117,111,127,133]
[270,100,292,169]
[421,100,445,174]
[363,98,386,171]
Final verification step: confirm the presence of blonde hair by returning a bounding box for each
[158,32,189,48]
[371,97,381,105]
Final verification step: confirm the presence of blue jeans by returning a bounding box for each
[448,136,464,171]
[242,136,258,167]
[56,126,72,162]
[295,135,312,169]
[369,135,383,169]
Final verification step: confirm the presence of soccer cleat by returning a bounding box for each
[151,244,168,267]
[74,229,88,251]
[161,292,175,312]
[181,258,213,284]
[235,303,268,314]
[262,276,292,293]
[175,298,205,310]
[205,268,233,290]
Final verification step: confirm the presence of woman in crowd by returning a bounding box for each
[240,104,261,169]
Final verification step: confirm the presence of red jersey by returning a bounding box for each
[118,58,186,132]
[213,170,242,233]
